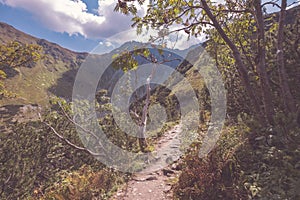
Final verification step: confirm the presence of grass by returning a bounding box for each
[0,60,74,106]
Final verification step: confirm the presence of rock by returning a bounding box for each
[164,186,172,193]
[145,176,158,181]
[133,176,158,181]
[171,163,182,171]
[162,169,175,176]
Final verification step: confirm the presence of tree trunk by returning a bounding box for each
[138,88,149,152]
[138,65,158,152]
[201,0,265,122]
[253,0,275,124]
[277,0,296,113]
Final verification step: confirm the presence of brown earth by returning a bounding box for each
[111,125,184,200]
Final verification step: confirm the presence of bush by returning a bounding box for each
[33,165,123,200]
[174,123,249,199]
[173,116,300,200]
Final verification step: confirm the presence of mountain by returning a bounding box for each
[97,41,195,96]
[50,5,300,102]
[0,22,88,106]
[0,22,199,105]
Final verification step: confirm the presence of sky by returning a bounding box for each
[0,0,138,53]
[0,0,299,54]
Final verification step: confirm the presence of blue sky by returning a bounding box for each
[0,0,299,53]
[0,0,134,53]
[0,3,99,52]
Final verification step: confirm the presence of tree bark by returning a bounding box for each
[277,0,296,113]
[201,0,265,122]
[253,0,275,124]
[138,65,158,152]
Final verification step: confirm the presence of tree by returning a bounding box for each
[114,0,298,125]
[0,41,42,98]
[276,0,297,113]
[252,0,275,123]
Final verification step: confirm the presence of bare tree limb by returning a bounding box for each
[287,1,300,8]
[261,2,281,9]
[44,122,105,157]
[58,103,114,158]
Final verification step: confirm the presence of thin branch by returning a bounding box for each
[44,122,105,157]
[287,1,300,8]
[168,7,194,25]
[212,8,251,14]
[58,103,99,141]
[38,111,110,159]
[56,102,110,157]
[261,2,281,9]
[168,21,214,35]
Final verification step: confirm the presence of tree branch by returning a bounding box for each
[56,102,112,157]
[200,0,264,121]
[44,122,105,157]
[261,2,281,9]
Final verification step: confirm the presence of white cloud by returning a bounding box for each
[0,0,133,38]
[99,40,113,47]
[1,0,203,50]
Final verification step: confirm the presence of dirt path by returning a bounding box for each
[111,125,183,200]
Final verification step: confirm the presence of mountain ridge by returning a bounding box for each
[0,21,199,105]
[0,21,88,105]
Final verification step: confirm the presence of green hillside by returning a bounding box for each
[0,22,87,106]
